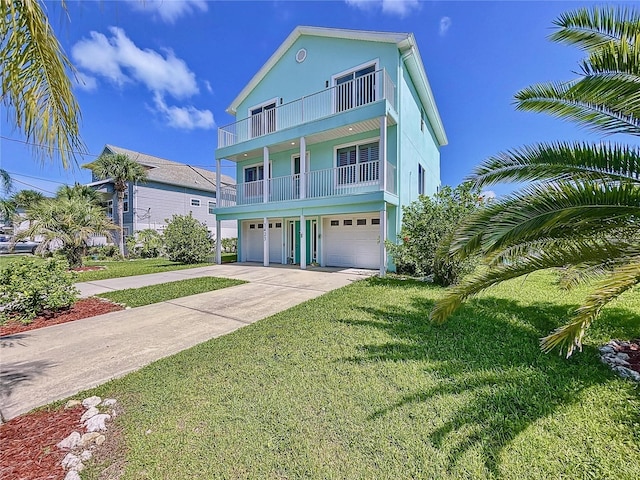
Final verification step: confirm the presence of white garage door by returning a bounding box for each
[243,220,283,263]
[323,214,380,269]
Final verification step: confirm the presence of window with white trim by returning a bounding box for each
[334,63,377,113]
[123,192,129,213]
[191,198,201,207]
[208,201,215,214]
[336,141,379,185]
[250,100,276,138]
[418,164,426,195]
[106,200,113,217]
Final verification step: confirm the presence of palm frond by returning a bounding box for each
[0,0,85,168]
[450,181,640,258]
[541,257,640,357]
[469,142,640,188]
[431,240,639,326]
[580,39,640,77]
[515,81,640,136]
[550,7,640,49]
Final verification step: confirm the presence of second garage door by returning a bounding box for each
[322,214,380,269]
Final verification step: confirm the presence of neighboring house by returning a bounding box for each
[213,26,447,274]
[87,145,237,240]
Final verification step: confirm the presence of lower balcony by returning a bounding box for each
[218,160,396,208]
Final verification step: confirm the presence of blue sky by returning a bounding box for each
[0,0,627,197]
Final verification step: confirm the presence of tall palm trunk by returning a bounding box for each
[117,188,125,256]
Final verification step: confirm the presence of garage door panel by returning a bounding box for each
[244,221,283,264]
[323,215,379,269]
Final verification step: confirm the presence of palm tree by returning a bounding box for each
[1,0,84,167]
[56,183,103,205]
[431,6,640,357]
[15,196,117,267]
[83,153,148,256]
[12,189,46,209]
[0,168,11,193]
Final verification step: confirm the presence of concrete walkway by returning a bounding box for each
[1,264,372,421]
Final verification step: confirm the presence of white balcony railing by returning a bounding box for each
[218,69,396,148]
[217,160,397,207]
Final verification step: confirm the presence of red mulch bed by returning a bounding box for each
[0,298,124,337]
[0,406,84,480]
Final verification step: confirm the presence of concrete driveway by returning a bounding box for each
[0,264,371,421]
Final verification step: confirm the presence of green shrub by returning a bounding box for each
[88,244,121,260]
[126,229,163,259]
[221,237,237,253]
[0,257,79,324]
[387,183,485,286]
[163,214,212,264]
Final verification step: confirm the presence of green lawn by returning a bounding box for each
[79,271,639,479]
[77,258,212,282]
[97,276,246,307]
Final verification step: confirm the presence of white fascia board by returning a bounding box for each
[400,36,448,147]
[85,179,113,187]
[226,26,411,116]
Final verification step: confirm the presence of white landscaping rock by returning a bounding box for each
[101,398,117,407]
[80,450,92,461]
[56,431,81,450]
[80,406,99,422]
[84,413,111,432]
[61,453,84,471]
[64,471,82,480]
[82,396,102,409]
[79,432,102,447]
[95,434,106,446]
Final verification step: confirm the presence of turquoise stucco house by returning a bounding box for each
[213,26,447,275]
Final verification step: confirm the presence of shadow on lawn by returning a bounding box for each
[342,278,639,475]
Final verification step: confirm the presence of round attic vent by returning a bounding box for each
[295,48,307,63]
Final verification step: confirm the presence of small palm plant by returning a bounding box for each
[16,196,118,267]
[431,6,640,357]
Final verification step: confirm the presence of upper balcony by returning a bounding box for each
[217,69,396,150]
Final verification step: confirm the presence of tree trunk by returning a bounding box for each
[117,189,125,256]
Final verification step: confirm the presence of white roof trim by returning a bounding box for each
[225,26,447,147]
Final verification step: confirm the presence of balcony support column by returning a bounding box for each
[263,146,269,204]
[379,205,387,277]
[299,136,306,199]
[215,158,222,264]
[263,216,269,267]
[300,214,306,270]
[380,116,387,192]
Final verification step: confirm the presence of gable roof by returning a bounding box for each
[226,26,447,146]
[100,145,235,192]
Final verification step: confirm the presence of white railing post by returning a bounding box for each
[299,136,306,199]
[263,146,269,204]
[380,115,387,191]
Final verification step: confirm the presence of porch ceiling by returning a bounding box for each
[224,116,396,162]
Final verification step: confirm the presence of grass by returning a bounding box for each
[76,258,213,282]
[77,271,640,479]
[97,276,246,308]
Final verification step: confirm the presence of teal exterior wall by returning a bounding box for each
[236,36,399,118]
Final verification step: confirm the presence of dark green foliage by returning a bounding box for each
[0,256,78,324]
[163,214,212,264]
[126,229,163,259]
[221,237,237,253]
[387,183,484,285]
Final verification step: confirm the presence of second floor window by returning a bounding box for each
[123,192,129,213]
[208,201,215,214]
[191,198,201,207]
[250,101,276,138]
[418,164,426,195]
[106,200,113,217]
[336,141,379,185]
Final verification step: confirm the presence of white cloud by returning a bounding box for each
[345,0,420,17]
[439,16,452,36]
[153,93,215,130]
[203,80,213,94]
[71,27,198,99]
[481,190,497,201]
[73,71,98,92]
[126,0,208,23]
